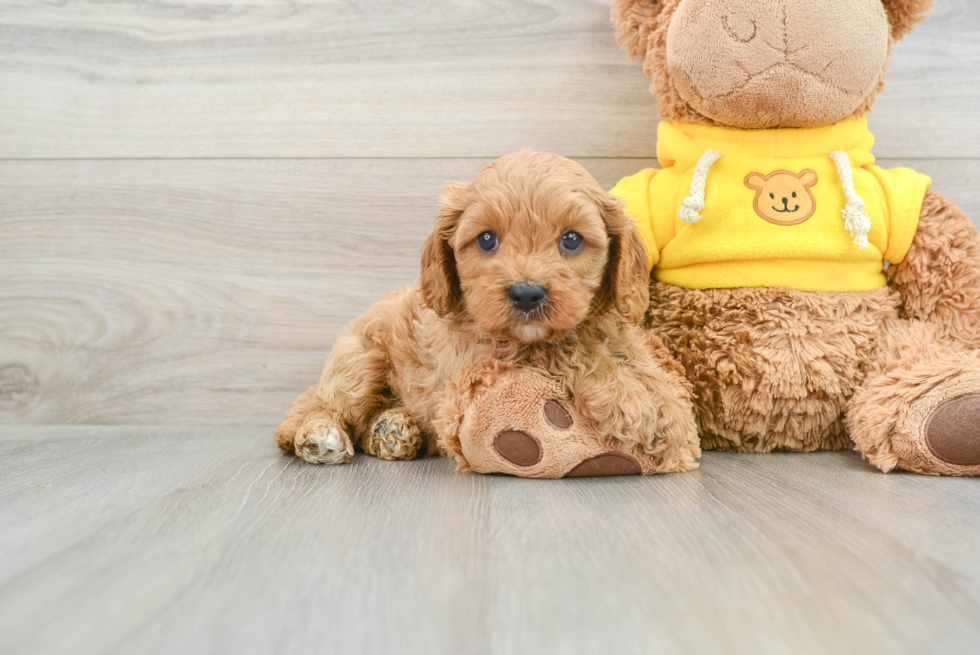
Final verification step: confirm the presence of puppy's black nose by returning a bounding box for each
[507,283,547,313]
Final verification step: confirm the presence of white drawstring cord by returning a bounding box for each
[679,150,722,225]
[830,150,872,250]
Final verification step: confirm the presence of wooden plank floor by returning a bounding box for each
[2,426,980,655]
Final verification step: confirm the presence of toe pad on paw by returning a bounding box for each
[494,430,543,467]
[926,393,980,466]
[565,453,641,478]
[543,400,573,430]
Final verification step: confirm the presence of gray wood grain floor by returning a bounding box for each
[2,426,979,655]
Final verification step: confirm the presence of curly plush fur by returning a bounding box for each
[890,191,980,349]
[604,0,980,475]
[646,284,898,453]
[276,151,700,477]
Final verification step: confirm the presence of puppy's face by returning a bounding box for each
[452,178,610,342]
[420,152,649,343]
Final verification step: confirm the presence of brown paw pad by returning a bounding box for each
[543,400,573,430]
[565,453,641,478]
[926,393,980,466]
[494,430,543,467]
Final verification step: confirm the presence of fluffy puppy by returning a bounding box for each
[275,151,699,476]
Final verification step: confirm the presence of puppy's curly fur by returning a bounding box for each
[275,151,698,468]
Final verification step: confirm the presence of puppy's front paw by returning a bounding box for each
[295,419,354,465]
[364,410,422,461]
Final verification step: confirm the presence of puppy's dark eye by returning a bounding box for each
[476,230,499,253]
[792,192,797,198]
[559,231,584,254]
[770,193,775,199]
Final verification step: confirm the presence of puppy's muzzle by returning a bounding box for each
[507,282,547,314]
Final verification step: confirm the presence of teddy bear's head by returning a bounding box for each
[612,0,933,129]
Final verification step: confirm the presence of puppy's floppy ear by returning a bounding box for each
[880,0,933,41]
[419,182,467,318]
[599,193,650,325]
[611,0,667,60]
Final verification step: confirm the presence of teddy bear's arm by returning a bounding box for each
[888,190,980,349]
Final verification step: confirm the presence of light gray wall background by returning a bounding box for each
[2,0,978,426]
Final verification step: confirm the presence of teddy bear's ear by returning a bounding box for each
[744,173,766,191]
[611,0,667,59]
[799,170,819,187]
[880,0,934,41]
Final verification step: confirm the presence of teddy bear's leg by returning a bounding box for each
[846,319,980,476]
[436,365,700,478]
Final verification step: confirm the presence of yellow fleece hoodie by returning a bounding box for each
[611,118,932,292]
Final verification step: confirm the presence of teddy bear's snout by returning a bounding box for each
[721,14,756,44]
[666,0,890,128]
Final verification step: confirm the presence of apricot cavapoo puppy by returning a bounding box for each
[275,151,699,477]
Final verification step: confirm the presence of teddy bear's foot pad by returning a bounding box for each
[456,369,672,478]
[565,453,642,477]
[925,393,980,466]
[874,368,980,476]
[494,430,543,467]
[493,426,641,477]
[543,400,573,430]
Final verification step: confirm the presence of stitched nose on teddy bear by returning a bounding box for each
[665,0,890,128]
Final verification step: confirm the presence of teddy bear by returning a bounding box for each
[598,0,980,476]
[447,0,980,477]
